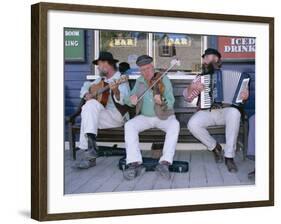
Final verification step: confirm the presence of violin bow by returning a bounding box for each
[137,58,181,102]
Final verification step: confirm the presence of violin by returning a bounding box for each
[137,59,180,103]
[150,72,165,98]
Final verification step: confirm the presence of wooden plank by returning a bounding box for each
[216,152,241,186]
[64,150,84,176]
[64,149,73,161]
[94,151,153,193]
[94,166,125,193]
[133,170,159,191]
[64,149,254,194]
[132,150,162,191]
[189,150,207,188]
[96,150,167,192]
[111,150,150,192]
[113,170,145,192]
[202,151,224,186]
[64,156,114,194]
[235,151,255,185]
[72,156,121,194]
[152,151,181,190]
[171,150,190,189]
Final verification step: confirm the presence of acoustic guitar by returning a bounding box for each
[89,75,128,106]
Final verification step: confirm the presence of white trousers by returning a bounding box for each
[78,99,124,150]
[187,107,241,158]
[125,115,180,165]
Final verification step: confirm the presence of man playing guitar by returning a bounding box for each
[74,52,130,169]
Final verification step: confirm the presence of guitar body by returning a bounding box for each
[88,75,128,107]
[89,80,110,107]
[99,83,110,106]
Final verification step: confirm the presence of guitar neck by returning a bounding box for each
[91,78,127,98]
[94,85,110,97]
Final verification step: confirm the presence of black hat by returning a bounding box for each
[92,51,119,65]
[202,48,221,59]
[136,55,153,66]
[119,62,131,74]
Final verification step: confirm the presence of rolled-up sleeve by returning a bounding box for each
[183,76,201,103]
[79,78,100,99]
[80,81,92,99]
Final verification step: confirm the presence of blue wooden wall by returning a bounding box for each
[64,30,93,139]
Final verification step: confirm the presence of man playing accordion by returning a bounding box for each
[183,48,249,173]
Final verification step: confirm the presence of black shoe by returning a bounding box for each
[73,158,96,169]
[123,162,146,180]
[248,170,255,180]
[72,133,98,169]
[225,157,238,173]
[155,161,171,179]
[212,143,223,163]
[85,133,98,159]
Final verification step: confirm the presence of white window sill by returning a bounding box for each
[86,72,199,80]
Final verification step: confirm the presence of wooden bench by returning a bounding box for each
[66,79,248,160]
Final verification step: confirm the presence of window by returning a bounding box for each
[153,33,202,72]
[99,30,148,73]
[89,30,204,79]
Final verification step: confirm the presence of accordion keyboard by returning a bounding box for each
[200,74,212,109]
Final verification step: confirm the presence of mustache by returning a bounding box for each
[98,68,108,76]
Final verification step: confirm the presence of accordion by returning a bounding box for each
[200,70,250,109]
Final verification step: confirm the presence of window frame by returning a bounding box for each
[90,30,206,80]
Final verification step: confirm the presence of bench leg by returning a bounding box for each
[68,123,76,160]
[151,142,164,159]
[243,120,249,161]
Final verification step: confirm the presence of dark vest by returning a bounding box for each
[111,91,135,119]
[134,79,175,120]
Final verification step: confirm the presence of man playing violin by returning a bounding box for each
[123,55,180,180]
[74,52,131,169]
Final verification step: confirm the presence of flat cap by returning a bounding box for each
[136,55,153,66]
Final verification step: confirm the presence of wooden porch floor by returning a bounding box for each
[64,149,255,194]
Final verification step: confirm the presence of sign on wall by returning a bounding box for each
[64,28,85,62]
[218,36,255,61]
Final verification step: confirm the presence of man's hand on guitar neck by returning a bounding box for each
[109,81,121,100]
